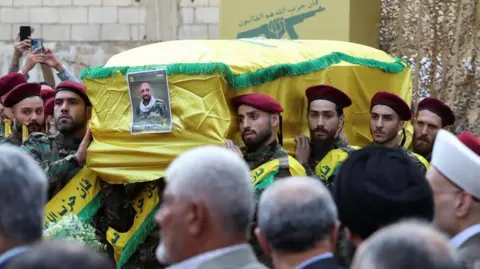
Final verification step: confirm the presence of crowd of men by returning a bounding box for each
[0,36,479,269]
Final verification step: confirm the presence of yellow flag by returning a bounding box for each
[44,167,102,228]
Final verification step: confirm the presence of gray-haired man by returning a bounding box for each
[351,220,461,269]
[155,145,267,269]
[0,145,48,269]
[255,176,340,269]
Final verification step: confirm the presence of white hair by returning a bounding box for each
[258,176,338,253]
[165,145,254,234]
[352,219,459,269]
[0,144,48,243]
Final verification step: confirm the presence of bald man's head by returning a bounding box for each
[352,220,459,269]
[257,177,338,253]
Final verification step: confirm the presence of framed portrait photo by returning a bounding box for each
[126,68,172,135]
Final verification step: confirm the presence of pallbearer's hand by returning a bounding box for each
[224,139,243,157]
[75,129,92,165]
[295,135,310,165]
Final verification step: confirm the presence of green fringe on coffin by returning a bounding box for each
[80,52,407,90]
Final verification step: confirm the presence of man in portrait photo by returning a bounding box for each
[135,82,167,121]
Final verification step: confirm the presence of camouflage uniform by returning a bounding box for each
[0,130,22,146]
[244,141,292,201]
[20,132,130,258]
[21,132,84,197]
[0,121,4,139]
[302,139,354,189]
[135,99,167,120]
[244,141,291,268]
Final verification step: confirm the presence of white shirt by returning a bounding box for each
[451,224,480,248]
[296,252,333,269]
[166,243,250,269]
[0,246,28,267]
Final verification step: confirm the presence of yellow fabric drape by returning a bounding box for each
[82,39,413,184]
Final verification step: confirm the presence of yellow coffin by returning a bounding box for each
[80,38,412,184]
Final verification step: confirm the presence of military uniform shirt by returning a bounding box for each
[0,131,22,146]
[0,121,4,139]
[243,141,292,200]
[135,99,167,120]
[21,132,83,197]
[304,139,349,177]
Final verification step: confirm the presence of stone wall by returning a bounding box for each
[0,0,220,81]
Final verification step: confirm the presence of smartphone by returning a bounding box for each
[31,38,44,54]
[19,26,31,41]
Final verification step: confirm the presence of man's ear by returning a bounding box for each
[86,106,92,120]
[254,227,272,256]
[398,120,405,132]
[455,192,474,219]
[270,113,280,128]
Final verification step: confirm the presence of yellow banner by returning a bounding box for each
[106,182,159,269]
[44,167,102,228]
[251,156,306,186]
[3,119,11,137]
[314,149,351,181]
[220,0,381,48]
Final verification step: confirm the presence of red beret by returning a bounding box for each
[371,91,412,121]
[3,83,42,108]
[56,81,91,106]
[231,93,284,113]
[458,132,480,156]
[40,88,56,101]
[417,97,455,127]
[0,73,27,97]
[305,84,352,109]
[44,97,54,117]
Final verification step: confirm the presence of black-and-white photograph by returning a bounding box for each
[126,68,172,134]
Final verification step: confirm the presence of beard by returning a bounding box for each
[310,127,337,149]
[142,96,151,104]
[413,135,433,157]
[55,117,87,135]
[242,127,273,152]
[14,121,43,134]
[156,241,170,266]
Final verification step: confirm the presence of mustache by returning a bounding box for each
[416,136,430,142]
[28,122,41,127]
[242,128,256,135]
[312,127,328,133]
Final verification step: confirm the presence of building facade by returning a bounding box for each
[0,0,219,80]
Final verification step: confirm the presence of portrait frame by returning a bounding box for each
[126,68,173,135]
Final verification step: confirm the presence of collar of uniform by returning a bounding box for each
[55,132,82,151]
[244,140,280,163]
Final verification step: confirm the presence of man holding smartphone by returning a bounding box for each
[9,26,80,84]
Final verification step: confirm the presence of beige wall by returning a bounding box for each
[0,0,219,81]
